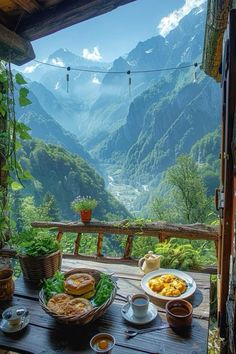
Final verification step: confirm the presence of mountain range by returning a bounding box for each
[16,2,221,213]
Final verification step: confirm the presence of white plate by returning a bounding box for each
[121,302,158,325]
[141,269,196,301]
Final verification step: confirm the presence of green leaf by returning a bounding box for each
[15,140,22,151]
[0,106,6,116]
[11,181,23,191]
[19,87,29,96]
[15,73,27,85]
[0,73,7,83]
[19,87,31,107]
[19,130,32,140]
[22,170,32,179]
[19,96,32,107]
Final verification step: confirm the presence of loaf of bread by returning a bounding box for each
[64,273,95,296]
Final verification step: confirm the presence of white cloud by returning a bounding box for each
[92,75,101,85]
[23,63,39,73]
[82,46,102,61]
[51,57,64,67]
[157,0,206,37]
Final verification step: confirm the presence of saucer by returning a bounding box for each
[0,312,30,333]
[121,302,158,325]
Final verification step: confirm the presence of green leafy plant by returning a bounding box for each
[71,196,98,212]
[0,63,32,245]
[155,239,203,270]
[13,229,61,257]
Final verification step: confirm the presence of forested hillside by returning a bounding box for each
[17,139,130,220]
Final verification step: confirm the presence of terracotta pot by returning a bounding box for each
[80,210,92,223]
[0,268,14,301]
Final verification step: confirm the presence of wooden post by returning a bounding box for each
[218,10,236,336]
[96,233,103,257]
[124,235,134,258]
[74,233,81,255]
[56,231,63,242]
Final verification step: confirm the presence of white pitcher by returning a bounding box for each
[138,251,161,274]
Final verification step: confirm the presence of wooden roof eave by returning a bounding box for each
[202,0,231,82]
[0,23,35,65]
[0,0,136,66]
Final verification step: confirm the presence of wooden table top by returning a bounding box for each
[0,259,211,354]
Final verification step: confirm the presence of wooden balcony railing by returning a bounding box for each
[31,220,219,272]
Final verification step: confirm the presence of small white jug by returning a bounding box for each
[138,251,161,274]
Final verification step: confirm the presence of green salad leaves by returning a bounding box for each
[43,271,65,301]
[93,274,114,306]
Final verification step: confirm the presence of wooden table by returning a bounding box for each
[0,259,211,354]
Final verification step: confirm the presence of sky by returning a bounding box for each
[24,0,206,70]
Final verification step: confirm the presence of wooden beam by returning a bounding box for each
[0,23,35,65]
[18,0,136,41]
[12,0,41,14]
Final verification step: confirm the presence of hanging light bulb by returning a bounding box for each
[66,66,71,93]
[127,70,132,97]
[193,62,198,83]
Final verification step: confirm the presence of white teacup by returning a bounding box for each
[127,294,149,318]
[2,306,28,328]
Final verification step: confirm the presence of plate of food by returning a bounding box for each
[141,269,196,301]
[39,268,117,325]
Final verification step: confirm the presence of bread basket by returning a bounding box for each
[39,268,117,325]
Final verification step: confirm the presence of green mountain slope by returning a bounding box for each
[99,67,221,183]
[20,139,130,220]
[191,128,220,195]
[15,89,95,167]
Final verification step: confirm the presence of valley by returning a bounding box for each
[103,163,149,214]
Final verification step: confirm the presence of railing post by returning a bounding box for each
[74,233,81,255]
[97,232,103,257]
[56,231,63,242]
[214,239,219,258]
[124,234,134,259]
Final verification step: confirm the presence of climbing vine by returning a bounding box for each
[0,61,32,244]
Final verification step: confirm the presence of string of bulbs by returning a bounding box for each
[33,59,200,93]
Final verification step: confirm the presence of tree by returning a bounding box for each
[11,191,23,232]
[166,155,210,223]
[20,196,50,230]
[42,193,60,221]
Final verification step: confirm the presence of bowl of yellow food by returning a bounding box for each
[141,269,196,301]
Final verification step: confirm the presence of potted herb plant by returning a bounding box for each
[15,230,62,283]
[71,196,98,223]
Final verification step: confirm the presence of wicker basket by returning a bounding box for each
[19,250,62,284]
[39,268,117,325]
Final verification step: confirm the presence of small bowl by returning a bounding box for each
[90,333,115,354]
[166,299,192,328]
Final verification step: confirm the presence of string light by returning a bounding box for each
[66,66,71,93]
[127,70,131,97]
[33,59,201,75]
[193,62,198,83]
[32,59,201,93]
